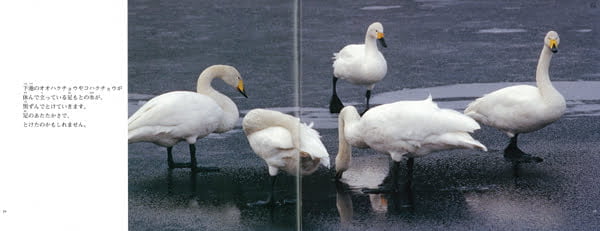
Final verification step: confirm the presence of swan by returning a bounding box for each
[335,96,487,190]
[464,31,566,163]
[242,108,330,205]
[330,22,388,114]
[128,64,247,172]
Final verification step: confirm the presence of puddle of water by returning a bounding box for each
[338,155,390,191]
[477,28,527,34]
[360,5,402,10]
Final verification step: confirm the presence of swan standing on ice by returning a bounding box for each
[243,109,330,205]
[335,96,487,189]
[464,31,566,163]
[128,65,247,172]
[330,22,388,114]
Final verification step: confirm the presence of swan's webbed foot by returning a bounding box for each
[330,94,344,113]
[192,166,220,173]
[167,160,219,172]
[361,184,399,194]
[330,76,344,113]
[503,134,543,164]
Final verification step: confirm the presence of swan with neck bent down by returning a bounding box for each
[335,96,487,189]
[464,31,566,163]
[128,65,247,172]
[330,22,388,114]
[243,108,330,205]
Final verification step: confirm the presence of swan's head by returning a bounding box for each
[367,22,387,48]
[544,31,559,53]
[218,65,248,98]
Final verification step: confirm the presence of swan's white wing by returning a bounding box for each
[465,85,548,134]
[299,122,330,168]
[127,91,223,145]
[246,126,295,169]
[333,44,365,79]
[334,44,364,61]
[362,97,485,156]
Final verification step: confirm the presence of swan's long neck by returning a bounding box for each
[364,34,378,56]
[335,106,361,175]
[196,68,239,132]
[243,109,301,149]
[535,45,557,97]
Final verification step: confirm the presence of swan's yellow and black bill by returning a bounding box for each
[377,32,387,48]
[549,39,558,53]
[237,80,247,98]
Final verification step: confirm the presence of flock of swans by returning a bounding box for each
[128,22,566,204]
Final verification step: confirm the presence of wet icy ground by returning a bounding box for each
[129,0,599,230]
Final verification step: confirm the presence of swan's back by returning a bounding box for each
[361,97,485,158]
[128,91,223,146]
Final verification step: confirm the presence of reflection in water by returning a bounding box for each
[155,170,244,229]
[369,194,387,213]
[335,161,417,224]
[335,182,353,225]
[337,154,390,190]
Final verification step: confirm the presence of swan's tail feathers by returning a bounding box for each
[299,122,330,168]
[464,97,484,116]
[462,109,489,127]
[465,139,488,152]
[434,132,488,152]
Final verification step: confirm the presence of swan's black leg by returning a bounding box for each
[248,175,277,207]
[166,146,192,169]
[189,144,219,173]
[330,76,344,113]
[361,89,372,115]
[503,134,543,163]
[406,157,414,188]
[165,144,219,172]
[167,147,175,169]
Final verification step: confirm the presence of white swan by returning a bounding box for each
[335,96,487,189]
[464,31,565,163]
[242,108,330,205]
[128,65,247,172]
[330,22,388,114]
